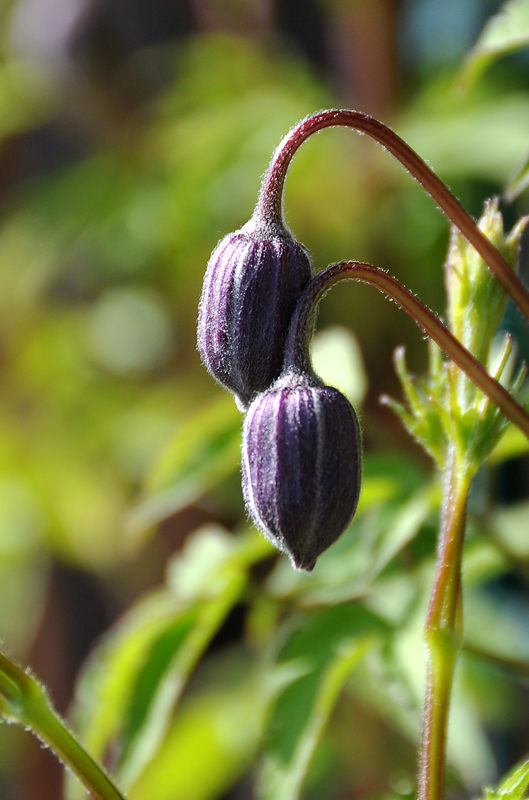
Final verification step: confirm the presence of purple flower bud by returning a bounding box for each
[241,371,362,571]
[197,218,313,409]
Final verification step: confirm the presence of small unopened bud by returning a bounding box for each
[242,370,362,571]
[446,198,528,362]
[197,216,313,409]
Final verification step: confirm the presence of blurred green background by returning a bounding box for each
[2,1,529,798]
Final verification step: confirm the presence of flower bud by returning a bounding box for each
[445,198,528,364]
[242,371,362,571]
[197,217,313,409]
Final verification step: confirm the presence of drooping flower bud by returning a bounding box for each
[242,370,362,571]
[197,216,314,409]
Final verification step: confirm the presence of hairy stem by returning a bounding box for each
[284,261,529,440]
[257,110,529,321]
[418,450,470,800]
[0,651,126,800]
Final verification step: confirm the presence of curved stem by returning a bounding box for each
[284,261,529,441]
[257,110,529,322]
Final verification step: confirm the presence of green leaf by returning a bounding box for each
[399,95,529,184]
[490,501,529,561]
[366,486,437,581]
[487,425,529,464]
[117,564,246,787]
[66,526,271,799]
[504,149,529,200]
[266,459,432,611]
[464,586,529,663]
[166,524,273,599]
[260,638,374,800]
[347,638,421,744]
[65,591,193,800]
[258,605,385,800]
[459,0,529,89]
[311,325,368,405]
[128,651,264,800]
[126,394,242,541]
[486,758,529,800]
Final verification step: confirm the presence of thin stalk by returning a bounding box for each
[0,651,126,800]
[283,261,529,441]
[418,450,471,800]
[257,110,529,322]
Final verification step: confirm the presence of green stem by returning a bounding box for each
[257,110,529,322]
[283,261,529,441]
[418,450,471,800]
[0,651,126,800]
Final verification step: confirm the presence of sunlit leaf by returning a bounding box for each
[266,456,432,610]
[311,325,368,406]
[259,638,374,800]
[448,673,497,787]
[366,486,437,581]
[258,605,386,800]
[348,638,421,744]
[462,538,509,588]
[129,651,264,800]
[504,148,529,200]
[116,533,263,788]
[166,524,273,599]
[66,525,271,800]
[459,0,529,90]
[491,501,529,561]
[65,591,191,800]
[488,419,529,463]
[399,95,529,184]
[126,395,242,540]
[485,757,529,800]
[464,585,529,663]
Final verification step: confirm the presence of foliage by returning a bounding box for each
[1,2,529,800]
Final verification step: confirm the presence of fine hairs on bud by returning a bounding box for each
[198,115,365,571]
[242,369,362,572]
[197,214,313,409]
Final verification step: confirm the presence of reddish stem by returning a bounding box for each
[284,261,529,441]
[419,450,468,800]
[257,110,529,322]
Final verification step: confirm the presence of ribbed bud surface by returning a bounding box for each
[197,222,313,408]
[242,373,362,571]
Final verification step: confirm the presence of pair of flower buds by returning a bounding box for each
[197,209,362,571]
